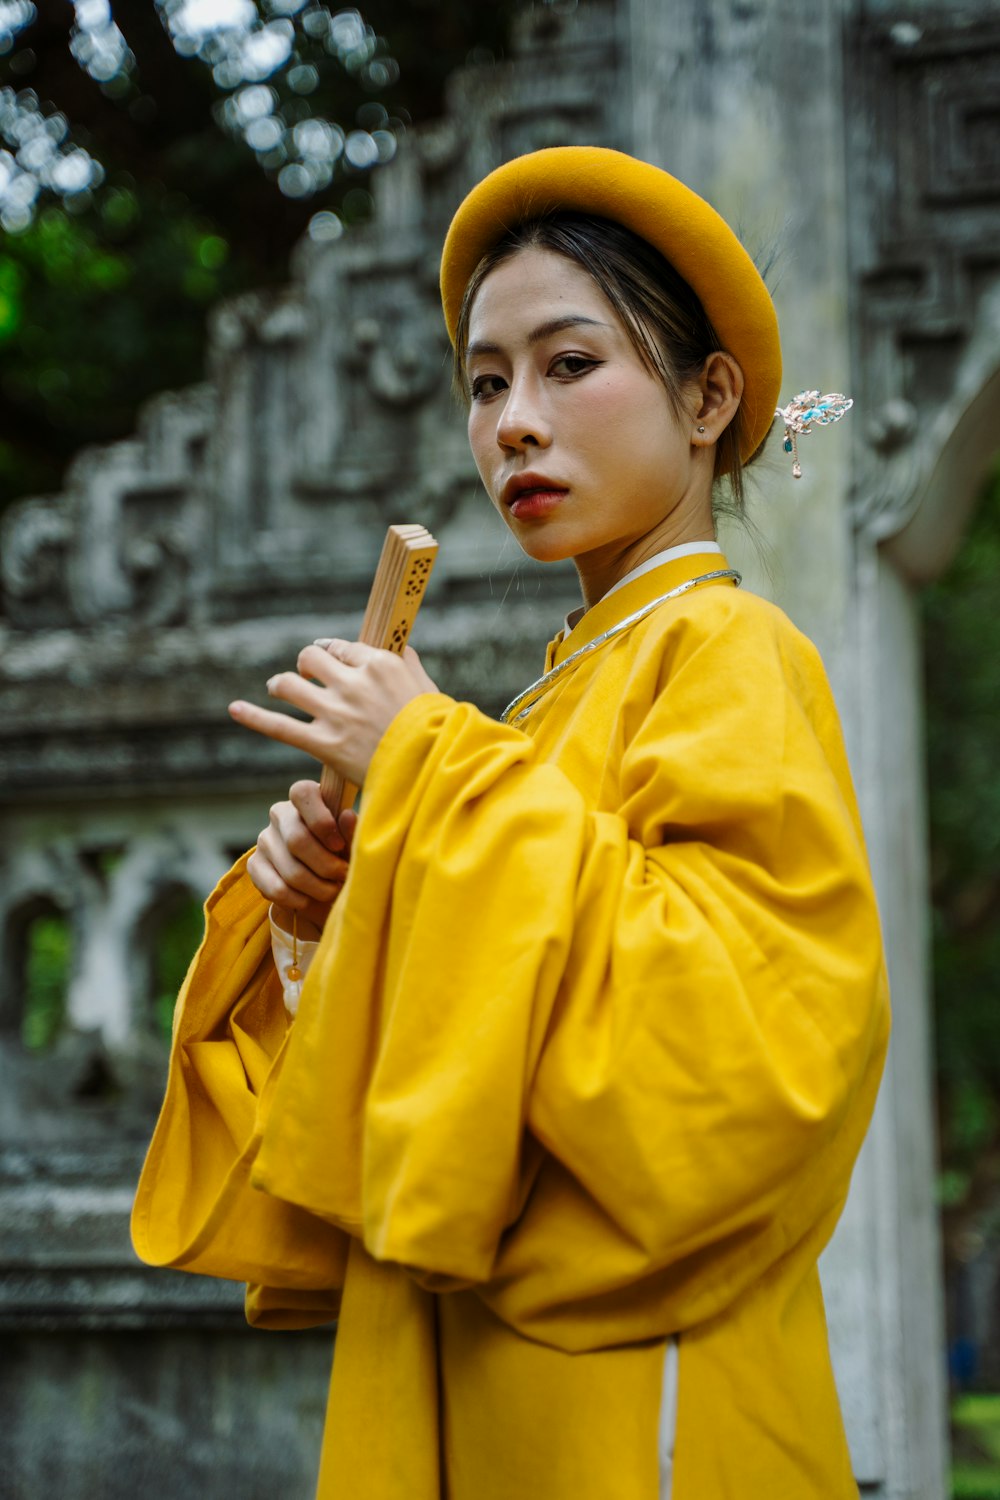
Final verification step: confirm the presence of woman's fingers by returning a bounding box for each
[246,799,349,914]
[229,697,320,754]
[338,807,359,850]
[247,840,341,933]
[260,806,348,893]
[265,670,337,718]
[311,638,381,668]
[288,779,348,852]
[229,693,359,779]
[255,832,346,905]
[312,637,437,693]
[285,782,357,878]
[246,847,321,912]
[232,636,432,782]
[245,787,357,932]
[232,656,362,762]
[298,642,355,683]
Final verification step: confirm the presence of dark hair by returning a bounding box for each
[452,212,760,512]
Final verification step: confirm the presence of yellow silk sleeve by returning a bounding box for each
[251,600,889,1354]
[130,852,349,1314]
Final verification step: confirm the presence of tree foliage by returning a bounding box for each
[0,0,514,507]
[21,908,70,1049]
[924,463,1000,1199]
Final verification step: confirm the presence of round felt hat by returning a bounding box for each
[440,145,781,463]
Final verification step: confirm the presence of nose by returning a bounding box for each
[495,373,552,452]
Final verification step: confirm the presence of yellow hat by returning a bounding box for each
[440,145,781,463]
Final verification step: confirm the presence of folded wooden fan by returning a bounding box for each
[320,523,438,815]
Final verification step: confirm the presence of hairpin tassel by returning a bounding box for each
[775,390,854,479]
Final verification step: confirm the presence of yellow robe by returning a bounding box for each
[132,550,890,1499]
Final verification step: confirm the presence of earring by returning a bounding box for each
[696,425,706,434]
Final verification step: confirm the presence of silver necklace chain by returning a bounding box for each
[501,568,741,726]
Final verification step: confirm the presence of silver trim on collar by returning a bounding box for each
[501,569,741,726]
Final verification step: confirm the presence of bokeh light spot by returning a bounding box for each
[343,128,378,170]
[197,233,228,268]
[277,161,312,197]
[234,83,276,122]
[0,288,21,339]
[307,208,343,243]
[245,115,283,151]
[287,62,319,94]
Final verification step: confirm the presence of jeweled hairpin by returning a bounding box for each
[774,390,854,479]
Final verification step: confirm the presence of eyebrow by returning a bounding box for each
[466,314,612,359]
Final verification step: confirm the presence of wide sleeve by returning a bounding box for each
[130,851,349,1320]
[251,606,889,1352]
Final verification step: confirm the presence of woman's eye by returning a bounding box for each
[470,373,507,402]
[550,354,598,378]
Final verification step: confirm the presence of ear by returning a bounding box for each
[691,353,744,444]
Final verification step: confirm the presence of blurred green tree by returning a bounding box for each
[0,0,515,508]
[150,890,206,1040]
[924,462,1000,1206]
[21,906,71,1049]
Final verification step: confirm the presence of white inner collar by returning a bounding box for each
[562,540,722,634]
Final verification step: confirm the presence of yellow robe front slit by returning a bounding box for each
[132,551,890,1499]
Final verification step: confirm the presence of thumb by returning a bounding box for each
[338,807,359,851]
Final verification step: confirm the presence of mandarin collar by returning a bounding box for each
[547,549,736,669]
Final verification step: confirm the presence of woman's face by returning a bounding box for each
[464,246,715,576]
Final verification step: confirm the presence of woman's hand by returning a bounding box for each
[247,780,358,934]
[229,641,437,787]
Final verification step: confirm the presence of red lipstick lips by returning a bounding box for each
[502,472,568,520]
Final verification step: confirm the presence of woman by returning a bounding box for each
[132,147,889,1500]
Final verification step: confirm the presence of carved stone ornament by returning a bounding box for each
[0,498,72,624]
[0,0,618,797]
[846,9,1000,543]
[347,303,445,411]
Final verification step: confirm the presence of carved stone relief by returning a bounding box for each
[847,9,1000,545]
[0,0,623,1317]
[0,2,618,800]
[0,388,211,634]
[0,497,72,630]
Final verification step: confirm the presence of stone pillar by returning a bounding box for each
[626,1,989,1495]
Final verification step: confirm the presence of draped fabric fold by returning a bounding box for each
[132,554,889,1499]
[255,573,886,1351]
[130,852,350,1308]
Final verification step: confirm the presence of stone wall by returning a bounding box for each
[0,7,615,1496]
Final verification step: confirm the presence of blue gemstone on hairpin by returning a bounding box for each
[774,391,854,478]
